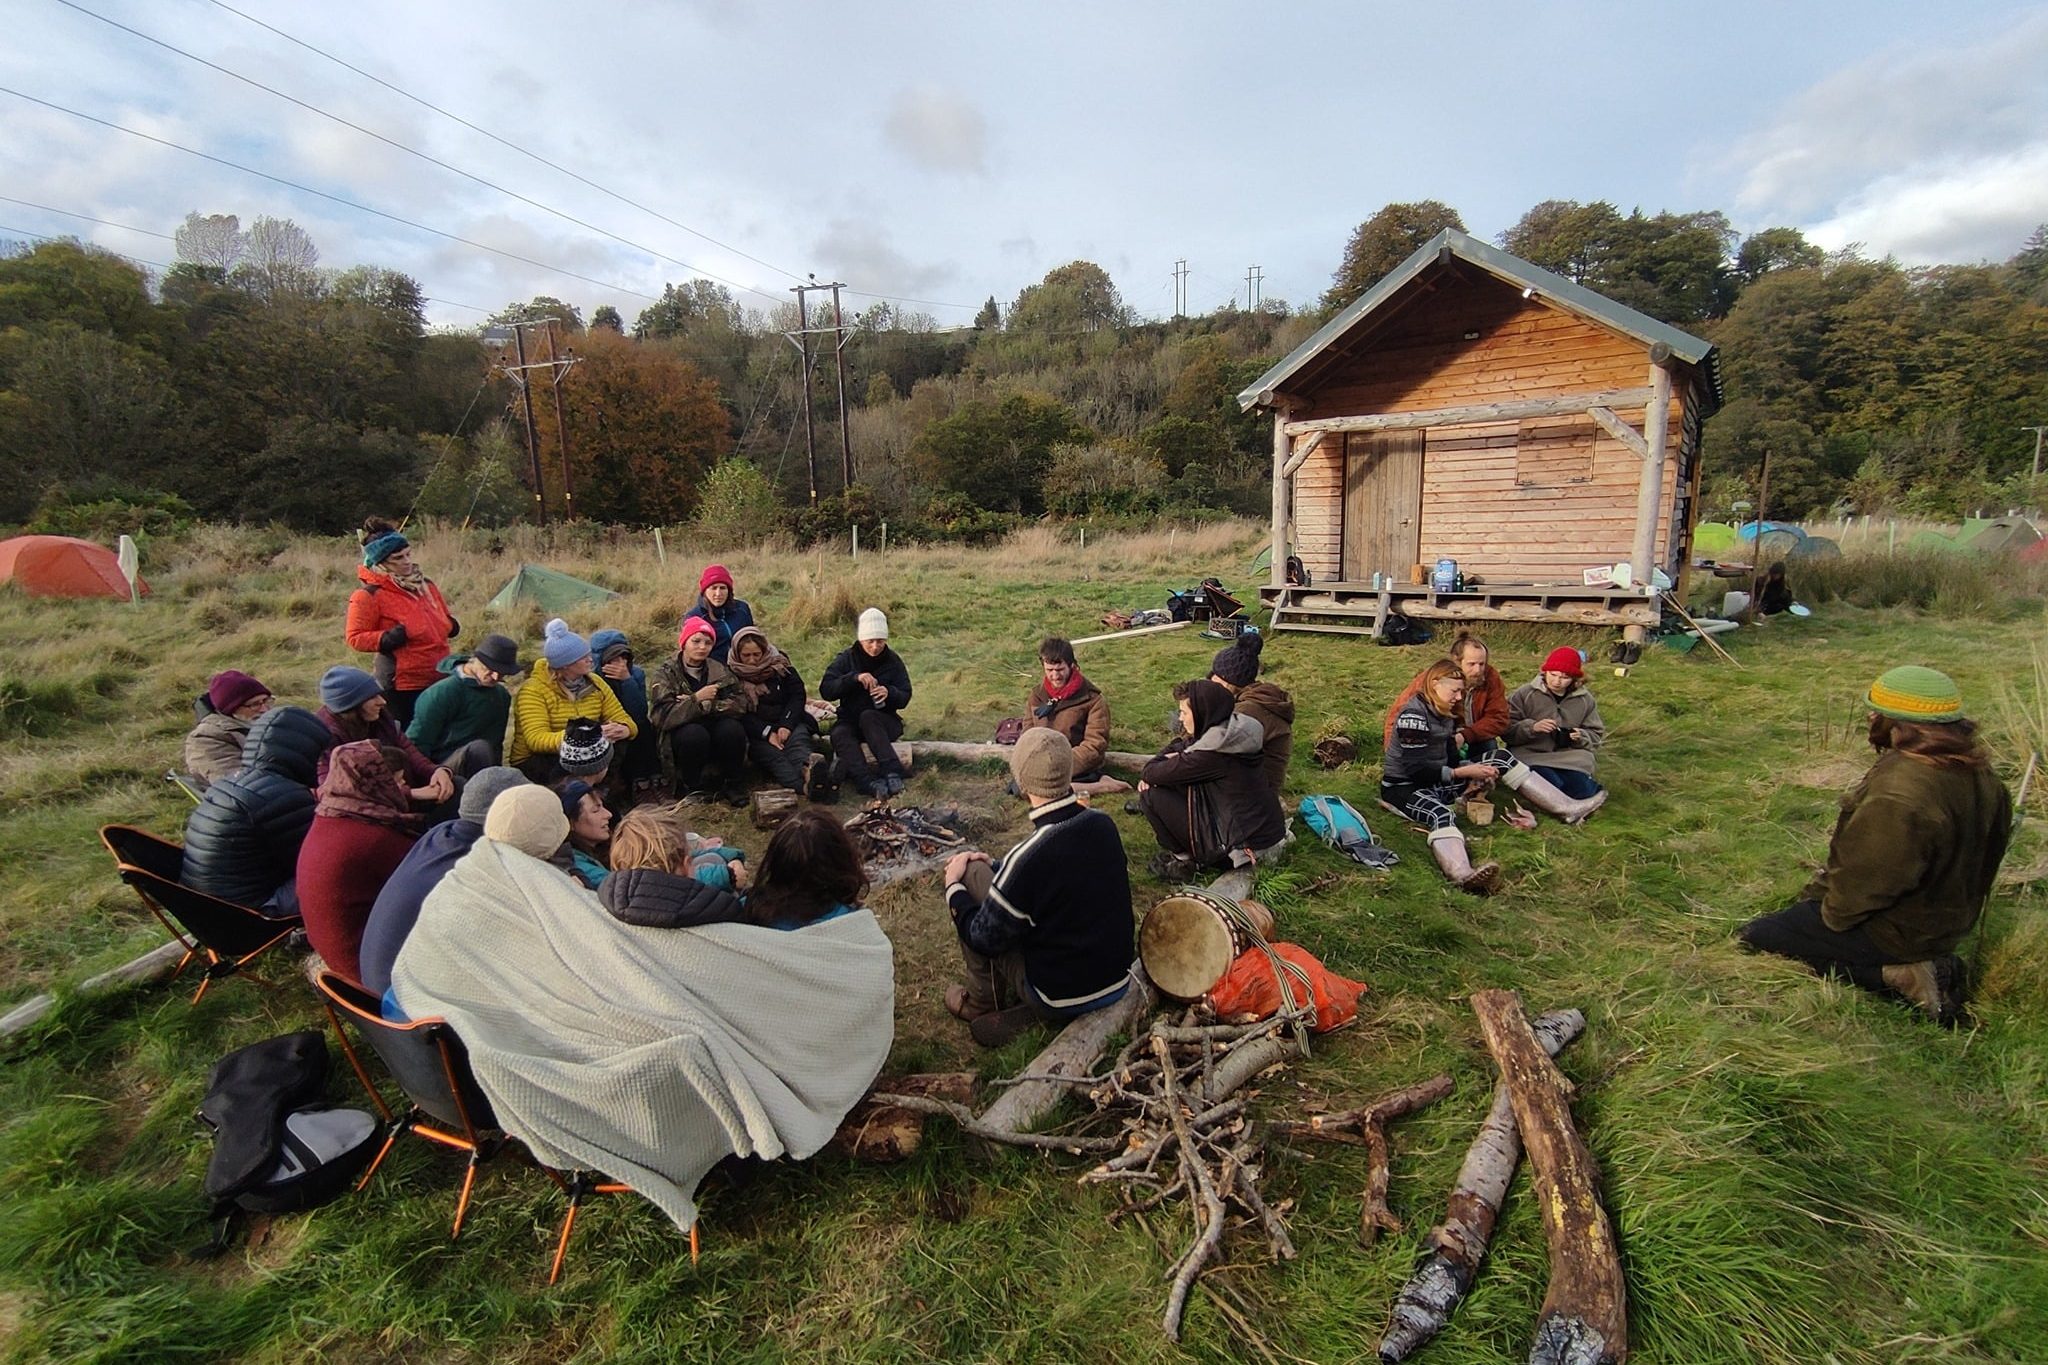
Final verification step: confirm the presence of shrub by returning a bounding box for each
[692,459,782,546]
[901,492,1015,546]
[1041,441,1165,517]
[26,487,192,542]
[787,487,879,548]
[1789,550,2048,617]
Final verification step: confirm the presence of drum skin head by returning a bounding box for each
[1141,894,1240,1001]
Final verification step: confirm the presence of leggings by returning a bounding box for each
[667,716,748,792]
[1737,898,1911,993]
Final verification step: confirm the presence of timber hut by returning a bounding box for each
[1241,229,1721,639]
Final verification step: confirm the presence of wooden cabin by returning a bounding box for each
[1240,229,1721,639]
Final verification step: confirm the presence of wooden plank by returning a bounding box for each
[1587,405,1648,459]
[1285,388,1654,438]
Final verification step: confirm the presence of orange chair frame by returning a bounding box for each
[98,824,300,1004]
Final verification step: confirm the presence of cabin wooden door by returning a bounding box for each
[1342,432,1424,581]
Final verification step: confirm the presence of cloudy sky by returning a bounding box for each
[4,0,2045,329]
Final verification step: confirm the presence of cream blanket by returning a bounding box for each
[391,838,894,1229]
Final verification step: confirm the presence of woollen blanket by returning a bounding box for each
[390,839,895,1230]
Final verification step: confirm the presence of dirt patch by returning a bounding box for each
[1791,756,1863,789]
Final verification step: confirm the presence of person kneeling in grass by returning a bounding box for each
[944,729,1134,1047]
[1737,666,2012,1027]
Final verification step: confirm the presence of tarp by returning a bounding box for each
[2019,536,2048,565]
[485,563,618,614]
[0,535,148,599]
[1736,520,1805,543]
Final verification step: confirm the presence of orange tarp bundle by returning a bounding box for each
[1208,942,1368,1033]
[0,535,146,599]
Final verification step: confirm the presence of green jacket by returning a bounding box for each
[405,655,511,763]
[1803,750,2012,960]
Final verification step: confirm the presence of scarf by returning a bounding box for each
[315,740,425,833]
[727,627,792,707]
[1184,679,1236,742]
[371,559,430,595]
[558,670,597,701]
[1042,668,1087,704]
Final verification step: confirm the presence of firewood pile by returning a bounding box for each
[879,1005,1448,1343]
[843,805,966,865]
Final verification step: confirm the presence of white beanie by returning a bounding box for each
[483,784,570,859]
[857,607,889,641]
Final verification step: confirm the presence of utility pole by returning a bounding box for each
[2024,425,2047,478]
[486,319,565,522]
[542,322,580,520]
[830,283,854,490]
[1172,259,1189,318]
[1246,264,1263,312]
[789,284,817,504]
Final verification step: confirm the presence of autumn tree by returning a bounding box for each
[232,216,320,299]
[1735,227,1824,285]
[496,296,584,333]
[1321,200,1464,312]
[173,212,244,272]
[1010,261,1131,332]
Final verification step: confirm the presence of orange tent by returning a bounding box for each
[0,535,148,598]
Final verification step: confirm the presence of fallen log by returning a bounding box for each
[909,739,1156,773]
[1378,1008,1586,1363]
[1471,991,1626,1365]
[0,939,190,1041]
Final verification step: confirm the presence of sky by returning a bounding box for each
[3,0,2046,330]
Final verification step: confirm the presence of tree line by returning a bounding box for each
[2,201,2044,540]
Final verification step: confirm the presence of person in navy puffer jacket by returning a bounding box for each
[180,705,333,913]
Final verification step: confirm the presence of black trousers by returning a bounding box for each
[667,716,747,793]
[1736,898,1912,994]
[1139,783,1228,869]
[831,711,904,789]
[748,727,815,790]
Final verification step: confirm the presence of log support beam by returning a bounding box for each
[1280,388,1654,439]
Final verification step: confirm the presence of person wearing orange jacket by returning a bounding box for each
[1382,632,1509,757]
[345,521,456,728]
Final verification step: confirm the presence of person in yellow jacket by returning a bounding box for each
[510,618,636,772]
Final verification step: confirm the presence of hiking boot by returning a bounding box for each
[883,774,906,798]
[803,753,837,802]
[969,1003,1044,1049]
[1501,765,1608,824]
[1147,851,1199,882]
[720,782,750,808]
[1123,798,1143,815]
[1428,828,1501,896]
[945,984,996,1023]
[1881,955,1968,1028]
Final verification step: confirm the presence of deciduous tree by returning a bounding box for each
[1322,201,1464,312]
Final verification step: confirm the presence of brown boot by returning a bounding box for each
[1501,764,1608,824]
[1881,956,1966,1028]
[1428,829,1502,896]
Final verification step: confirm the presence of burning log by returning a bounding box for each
[1378,1008,1586,1364]
[1470,991,1626,1365]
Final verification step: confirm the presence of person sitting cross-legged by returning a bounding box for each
[1022,637,1110,782]
[944,729,1136,1048]
[1736,666,2013,1026]
[1137,680,1285,881]
[1504,648,1610,808]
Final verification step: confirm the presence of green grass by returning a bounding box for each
[1,521,2044,1362]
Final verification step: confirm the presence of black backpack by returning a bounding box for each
[194,1031,379,1251]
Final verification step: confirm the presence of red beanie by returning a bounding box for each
[1542,647,1585,678]
[678,615,716,649]
[698,564,733,594]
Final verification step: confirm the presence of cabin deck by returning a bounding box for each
[1262,580,1660,637]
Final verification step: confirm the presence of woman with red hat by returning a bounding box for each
[1505,648,1609,812]
[686,564,754,666]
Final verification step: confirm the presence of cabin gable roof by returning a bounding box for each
[1240,228,1721,415]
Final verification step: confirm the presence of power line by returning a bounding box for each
[200,0,976,314]
[0,221,171,272]
[54,0,786,310]
[0,195,174,239]
[0,85,661,301]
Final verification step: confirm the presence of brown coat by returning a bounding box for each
[1025,678,1111,775]
[1231,682,1294,796]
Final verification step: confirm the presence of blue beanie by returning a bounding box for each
[319,665,382,712]
[542,617,590,671]
[362,531,409,567]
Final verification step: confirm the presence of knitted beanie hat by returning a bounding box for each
[857,607,889,641]
[1541,647,1585,679]
[1009,726,1074,801]
[558,718,613,776]
[361,530,408,567]
[677,615,716,650]
[207,670,270,714]
[542,617,591,671]
[319,665,382,713]
[558,779,595,819]
[698,564,734,594]
[1210,632,1264,687]
[483,784,570,859]
[1867,665,1964,723]
[458,766,529,824]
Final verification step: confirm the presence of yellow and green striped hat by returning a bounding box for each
[1867,665,1964,723]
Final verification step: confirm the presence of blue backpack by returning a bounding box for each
[1298,795,1399,868]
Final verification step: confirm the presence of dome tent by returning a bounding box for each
[0,535,146,599]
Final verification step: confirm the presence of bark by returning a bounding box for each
[1470,991,1626,1365]
[1378,1008,1585,1363]
[1271,1074,1454,1247]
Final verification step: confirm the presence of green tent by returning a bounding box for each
[1958,516,2040,554]
[1691,522,1739,555]
[485,564,618,614]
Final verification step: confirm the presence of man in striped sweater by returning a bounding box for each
[943,729,1136,1047]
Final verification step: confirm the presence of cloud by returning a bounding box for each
[811,218,958,297]
[882,85,989,175]
[1721,12,2048,261]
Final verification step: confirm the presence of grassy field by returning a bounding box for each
[1,519,2043,1364]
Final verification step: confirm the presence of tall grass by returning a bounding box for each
[1785,550,2048,617]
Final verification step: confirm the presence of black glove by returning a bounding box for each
[378,624,409,654]
[445,615,459,639]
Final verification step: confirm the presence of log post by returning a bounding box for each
[1470,991,1626,1365]
[1626,356,1674,602]
[1271,400,1296,590]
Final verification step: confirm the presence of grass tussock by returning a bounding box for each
[1788,549,2048,618]
[0,520,2044,1362]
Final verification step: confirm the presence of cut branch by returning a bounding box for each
[1471,991,1626,1365]
[1378,1009,1586,1364]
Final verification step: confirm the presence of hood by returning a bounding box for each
[436,653,469,677]
[1234,682,1294,724]
[241,705,332,785]
[590,628,630,659]
[1188,710,1266,756]
[192,693,219,722]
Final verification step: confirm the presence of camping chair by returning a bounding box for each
[166,770,207,804]
[98,825,301,1005]
[314,972,676,1281]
